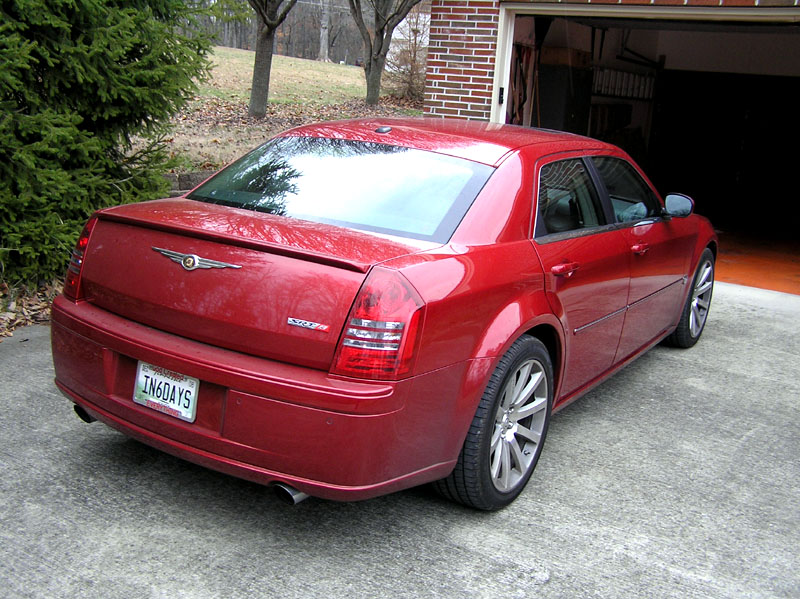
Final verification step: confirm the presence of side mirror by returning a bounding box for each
[664,193,695,218]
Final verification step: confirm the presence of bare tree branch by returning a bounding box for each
[348,0,424,104]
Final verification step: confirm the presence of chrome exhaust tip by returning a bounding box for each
[273,483,309,505]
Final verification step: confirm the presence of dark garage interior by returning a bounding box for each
[509,17,800,233]
[505,15,800,292]
[649,68,800,237]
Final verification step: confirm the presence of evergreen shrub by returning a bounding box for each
[0,0,210,284]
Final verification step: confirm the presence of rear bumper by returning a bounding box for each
[51,297,476,501]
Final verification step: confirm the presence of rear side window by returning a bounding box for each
[592,156,660,223]
[188,136,494,243]
[535,159,606,238]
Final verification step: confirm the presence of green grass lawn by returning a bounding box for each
[198,46,368,105]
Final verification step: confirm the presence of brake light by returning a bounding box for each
[63,217,97,301]
[331,267,425,380]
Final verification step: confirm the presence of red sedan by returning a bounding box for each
[51,118,717,509]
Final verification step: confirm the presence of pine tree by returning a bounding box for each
[0,0,210,284]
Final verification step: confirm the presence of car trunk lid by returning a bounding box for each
[79,199,433,370]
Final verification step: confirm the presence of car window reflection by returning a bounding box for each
[188,137,494,243]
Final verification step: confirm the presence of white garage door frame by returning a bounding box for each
[490,4,800,123]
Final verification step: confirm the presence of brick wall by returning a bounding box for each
[422,0,799,121]
[423,0,501,120]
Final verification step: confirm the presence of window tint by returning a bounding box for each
[188,137,494,243]
[592,157,659,223]
[535,159,605,238]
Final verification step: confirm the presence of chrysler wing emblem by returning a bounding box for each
[152,247,242,271]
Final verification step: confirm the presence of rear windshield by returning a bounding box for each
[187,136,494,243]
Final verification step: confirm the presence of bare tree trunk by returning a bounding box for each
[235,21,244,49]
[348,0,423,105]
[318,0,330,62]
[249,21,276,118]
[365,54,386,105]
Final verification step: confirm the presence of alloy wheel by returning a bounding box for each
[490,358,549,492]
[690,260,714,338]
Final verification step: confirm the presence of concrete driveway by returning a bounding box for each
[1,282,798,598]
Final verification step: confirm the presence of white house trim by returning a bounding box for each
[490,4,800,122]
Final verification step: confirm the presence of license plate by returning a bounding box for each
[133,361,199,423]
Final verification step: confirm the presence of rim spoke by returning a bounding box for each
[695,279,712,297]
[515,423,541,444]
[499,441,511,489]
[696,296,710,310]
[512,369,543,409]
[698,263,713,285]
[500,378,515,410]
[490,424,502,450]
[690,305,702,335]
[511,362,532,403]
[490,450,501,480]
[692,306,703,324]
[510,438,526,473]
[512,395,547,421]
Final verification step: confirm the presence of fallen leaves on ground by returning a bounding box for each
[1,281,62,341]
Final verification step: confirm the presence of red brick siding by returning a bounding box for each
[423,0,501,120]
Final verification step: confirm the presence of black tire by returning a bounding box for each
[665,248,715,348]
[434,335,553,510]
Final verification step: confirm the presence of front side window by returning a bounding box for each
[592,157,660,223]
[188,136,494,243]
[535,159,606,238]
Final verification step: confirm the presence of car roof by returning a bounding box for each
[279,118,617,167]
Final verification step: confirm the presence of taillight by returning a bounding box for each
[331,267,425,380]
[63,216,97,301]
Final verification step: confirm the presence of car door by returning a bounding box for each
[590,156,692,361]
[532,157,631,398]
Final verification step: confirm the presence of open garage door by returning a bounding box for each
[500,10,800,239]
